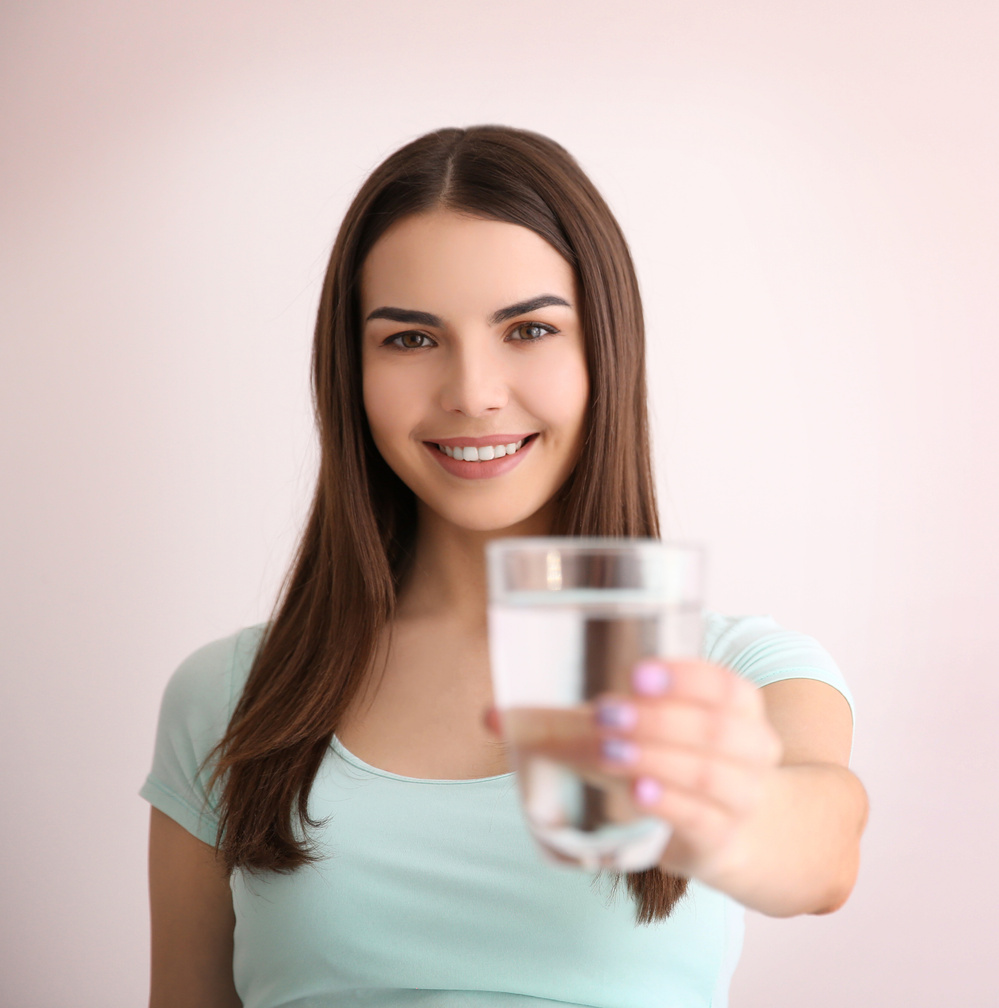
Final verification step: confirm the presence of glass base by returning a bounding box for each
[529,818,672,873]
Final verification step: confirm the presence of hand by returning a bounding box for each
[484,658,784,879]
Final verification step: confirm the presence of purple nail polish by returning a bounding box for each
[632,660,671,696]
[596,699,638,730]
[635,776,663,807]
[601,738,639,764]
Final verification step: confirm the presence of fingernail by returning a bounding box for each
[635,776,663,806]
[596,699,638,730]
[632,660,671,696]
[601,738,639,764]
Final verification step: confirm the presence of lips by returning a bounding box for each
[430,434,537,448]
[423,434,538,479]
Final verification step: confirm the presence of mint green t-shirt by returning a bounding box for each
[141,612,853,1008]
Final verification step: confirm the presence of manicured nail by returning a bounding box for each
[635,776,663,806]
[601,738,639,764]
[596,699,638,730]
[632,660,671,696]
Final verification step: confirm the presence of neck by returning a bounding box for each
[398,502,555,624]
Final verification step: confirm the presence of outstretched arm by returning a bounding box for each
[490,662,868,917]
[638,671,867,916]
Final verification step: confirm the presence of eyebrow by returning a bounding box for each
[364,293,572,328]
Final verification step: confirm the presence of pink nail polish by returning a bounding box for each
[596,699,638,730]
[601,738,639,764]
[632,660,671,696]
[635,776,663,807]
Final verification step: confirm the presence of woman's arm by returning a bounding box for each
[652,675,867,917]
[490,660,868,917]
[148,807,242,1008]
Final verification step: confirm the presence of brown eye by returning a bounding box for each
[388,331,435,349]
[509,322,557,342]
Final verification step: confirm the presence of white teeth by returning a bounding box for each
[438,438,527,462]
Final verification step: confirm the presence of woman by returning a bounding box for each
[143,125,867,1007]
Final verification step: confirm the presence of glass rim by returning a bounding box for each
[486,536,704,603]
[485,536,705,556]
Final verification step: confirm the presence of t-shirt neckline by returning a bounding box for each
[330,734,516,785]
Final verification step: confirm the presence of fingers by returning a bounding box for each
[629,780,741,859]
[594,661,782,830]
[497,663,782,770]
[490,660,785,871]
[634,657,762,715]
[500,705,601,766]
[597,694,782,767]
[502,702,779,814]
[596,659,780,768]
[597,738,768,817]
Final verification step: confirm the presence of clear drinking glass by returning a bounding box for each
[486,537,704,872]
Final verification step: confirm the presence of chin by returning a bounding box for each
[449,514,537,535]
[432,501,551,536]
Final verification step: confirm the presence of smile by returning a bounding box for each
[422,434,538,480]
[435,438,527,461]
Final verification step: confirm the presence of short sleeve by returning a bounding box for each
[703,610,855,723]
[139,627,259,845]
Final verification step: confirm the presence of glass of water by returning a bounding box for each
[486,537,704,872]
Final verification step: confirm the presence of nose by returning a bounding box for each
[438,337,509,417]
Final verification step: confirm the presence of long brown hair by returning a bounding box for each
[208,125,688,923]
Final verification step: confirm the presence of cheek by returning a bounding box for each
[520,353,589,431]
[362,364,419,449]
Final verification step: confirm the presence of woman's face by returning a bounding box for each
[360,209,589,535]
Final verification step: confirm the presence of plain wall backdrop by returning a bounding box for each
[2,1,997,1005]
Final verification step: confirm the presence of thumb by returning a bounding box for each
[482,705,502,736]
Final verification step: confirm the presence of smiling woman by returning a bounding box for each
[141,125,865,1008]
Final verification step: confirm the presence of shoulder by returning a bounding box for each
[160,623,268,727]
[141,623,269,843]
[703,609,854,716]
[153,624,268,751]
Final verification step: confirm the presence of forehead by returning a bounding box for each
[359,210,576,314]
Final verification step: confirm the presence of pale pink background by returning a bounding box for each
[2,2,997,1005]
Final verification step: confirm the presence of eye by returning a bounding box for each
[384,331,436,350]
[507,322,559,343]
